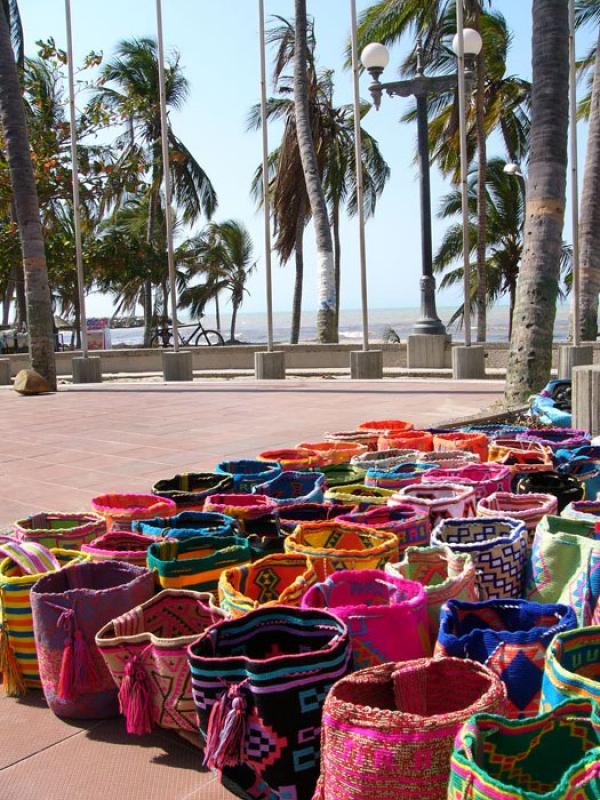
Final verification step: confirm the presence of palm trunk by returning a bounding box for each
[474,4,487,343]
[293,0,337,343]
[215,293,221,335]
[291,205,304,344]
[144,158,160,347]
[578,28,600,342]
[0,7,56,387]
[142,279,153,346]
[14,257,25,327]
[505,0,569,405]
[3,267,15,325]
[74,293,81,350]
[230,301,239,343]
[332,200,341,330]
[508,278,516,341]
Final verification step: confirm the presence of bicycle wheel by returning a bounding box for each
[195,329,225,346]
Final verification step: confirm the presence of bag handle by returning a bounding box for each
[0,535,60,574]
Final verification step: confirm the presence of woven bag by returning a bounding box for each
[562,500,600,524]
[91,493,177,532]
[433,431,489,462]
[358,419,414,435]
[96,589,222,735]
[351,448,420,471]
[555,445,600,500]
[214,459,281,492]
[426,464,512,500]
[277,503,356,534]
[393,481,477,526]
[13,511,105,550]
[133,511,239,539]
[448,698,600,800]
[81,531,156,567]
[147,535,252,593]
[526,514,600,625]
[487,438,554,487]
[336,503,431,554]
[325,429,379,451]
[258,447,323,470]
[477,491,558,548]
[0,539,87,695]
[431,517,528,600]
[151,472,234,512]
[296,441,368,465]
[319,463,366,488]
[418,450,480,468]
[516,471,584,513]
[253,470,326,506]
[203,493,277,523]
[435,598,577,718]
[517,427,591,451]
[301,569,428,668]
[364,462,438,490]
[218,552,318,617]
[324,484,395,509]
[315,657,506,800]
[376,430,434,452]
[285,523,399,580]
[188,606,352,800]
[460,423,527,439]
[31,561,153,719]
[385,545,478,649]
[540,627,600,711]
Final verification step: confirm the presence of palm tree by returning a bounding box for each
[0,2,56,387]
[95,38,217,345]
[179,220,256,343]
[505,0,570,405]
[294,0,336,343]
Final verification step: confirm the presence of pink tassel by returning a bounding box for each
[57,639,76,702]
[204,685,247,770]
[54,607,100,702]
[118,656,153,736]
[203,694,226,768]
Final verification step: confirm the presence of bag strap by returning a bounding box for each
[0,536,61,574]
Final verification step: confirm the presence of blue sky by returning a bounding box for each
[19,1,597,317]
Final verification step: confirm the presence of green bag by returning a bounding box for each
[449,698,600,799]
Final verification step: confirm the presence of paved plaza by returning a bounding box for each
[0,378,503,799]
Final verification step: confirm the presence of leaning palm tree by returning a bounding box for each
[505,0,570,404]
[94,38,217,345]
[294,0,336,343]
[0,1,56,387]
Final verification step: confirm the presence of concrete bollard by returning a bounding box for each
[407,334,450,369]
[350,349,383,379]
[72,356,102,385]
[162,350,193,382]
[0,358,10,385]
[254,351,285,380]
[557,345,593,379]
[452,345,486,380]
[573,365,600,436]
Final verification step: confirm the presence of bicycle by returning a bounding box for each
[150,316,225,348]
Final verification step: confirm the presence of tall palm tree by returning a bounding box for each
[505,0,570,404]
[294,0,336,343]
[0,1,56,387]
[95,38,217,345]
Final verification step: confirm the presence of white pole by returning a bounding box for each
[569,0,581,346]
[259,0,274,352]
[64,0,88,357]
[350,0,370,351]
[455,1,471,347]
[155,0,179,352]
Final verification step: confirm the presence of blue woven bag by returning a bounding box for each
[133,511,239,539]
[556,445,600,501]
[215,459,281,492]
[253,470,326,506]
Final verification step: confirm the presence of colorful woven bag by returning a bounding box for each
[147,535,252,593]
[385,545,478,649]
[555,445,600,500]
[358,419,413,435]
[562,500,600,524]
[91,493,177,532]
[188,606,352,800]
[285,523,399,580]
[324,484,395,509]
[258,447,323,470]
[516,471,584,513]
[319,463,366,488]
[487,438,554,487]
[351,448,420,471]
[203,493,277,524]
[324,429,379,451]
[134,511,239,539]
[460,423,527,439]
[364,462,438,490]
[218,552,318,617]
[336,503,431,554]
[435,598,577,718]
[418,450,480,468]
[448,698,600,800]
[477,491,558,548]
[393,481,477,526]
[277,503,356,534]
[31,561,154,719]
[96,589,222,735]
[81,531,156,567]
[426,464,512,500]
[431,517,528,600]
[253,470,326,506]
[214,459,281,492]
[376,430,434,452]
[540,627,600,711]
[151,472,234,512]
[13,511,105,550]
[526,515,600,625]
[517,427,591,451]
[315,657,506,800]
[433,431,489,462]
[0,539,87,695]
[301,569,428,668]
[296,440,368,465]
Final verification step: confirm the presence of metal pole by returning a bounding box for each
[569,0,581,346]
[455,1,472,347]
[155,0,179,352]
[64,0,88,357]
[350,0,369,351]
[259,0,274,352]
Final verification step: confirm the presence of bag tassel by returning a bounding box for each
[118,655,153,736]
[0,626,25,697]
[204,684,247,770]
[55,607,99,702]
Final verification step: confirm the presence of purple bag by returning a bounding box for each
[31,561,154,719]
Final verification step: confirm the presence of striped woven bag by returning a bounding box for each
[426,464,512,501]
[336,503,431,554]
[540,627,600,712]
[81,531,156,567]
[476,491,558,549]
[13,511,105,550]
[151,472,234,512]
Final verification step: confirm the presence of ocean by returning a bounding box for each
[108,305,572,347]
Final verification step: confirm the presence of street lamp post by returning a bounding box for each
[361,35,481,338]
